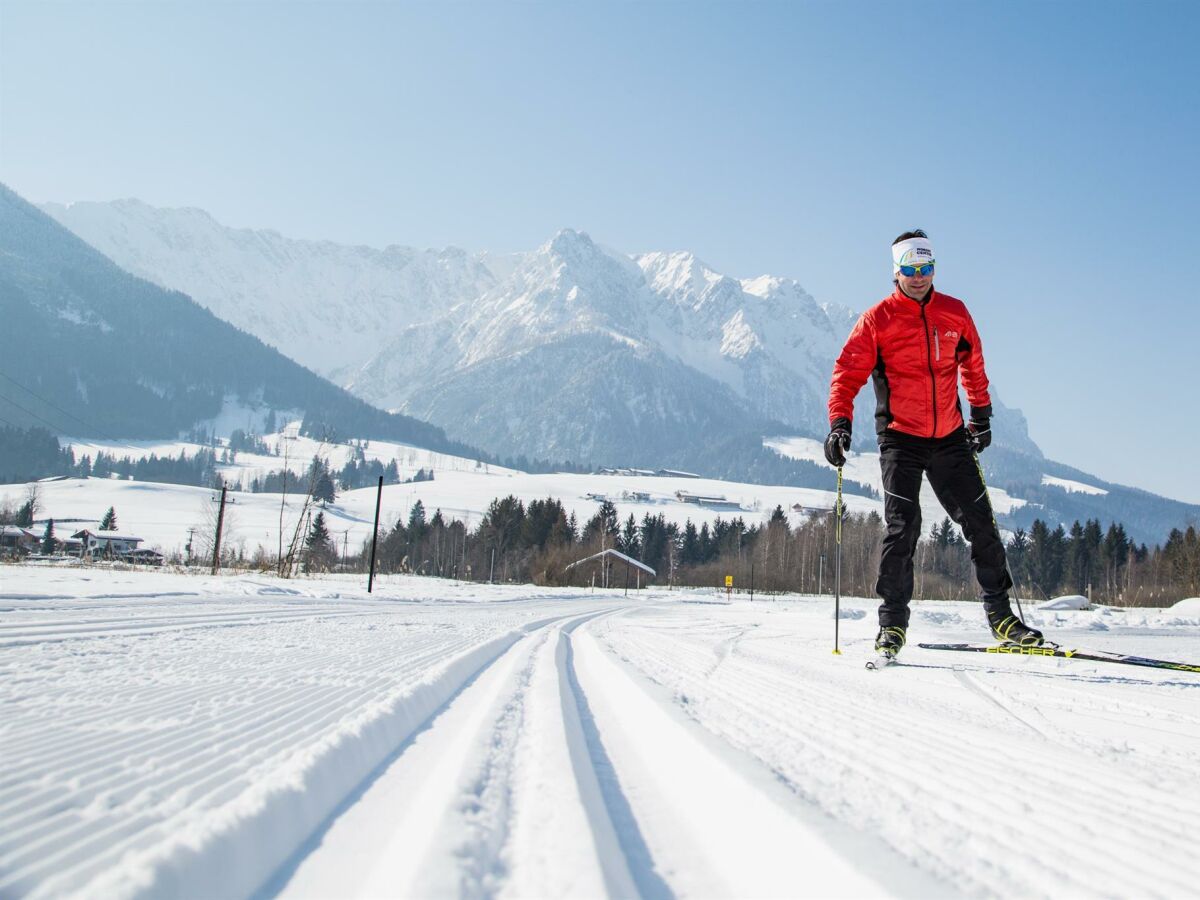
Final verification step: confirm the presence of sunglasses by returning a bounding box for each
[897,263,935,277]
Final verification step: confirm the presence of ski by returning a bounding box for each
[917,642,1200,674]
[865,652,898,670]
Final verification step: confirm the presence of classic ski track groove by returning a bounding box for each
[0,608,386,647]
[273,607,634,899]
[1,604,591,898]
[596,611,1196,898]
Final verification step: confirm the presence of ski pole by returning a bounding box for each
[971,451,1025,622]
[833,465,843,655]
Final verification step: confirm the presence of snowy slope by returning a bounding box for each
[40,199,498,380]
[2,568,1198,898]
[64,432,515,487]
[1042,474,1109,496]
[639,253,843,428]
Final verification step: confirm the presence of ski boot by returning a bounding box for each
[986,606,1044,647]
[874,626,907,659]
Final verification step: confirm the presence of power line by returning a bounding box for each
[0,393,77,437]
[0,370,143,450]
[0,391,148,459]
[0,370,183,460]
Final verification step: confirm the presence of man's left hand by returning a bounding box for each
[968,417,992,453]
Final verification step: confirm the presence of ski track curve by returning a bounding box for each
[569,613,934,899]
[592,606,1200,899]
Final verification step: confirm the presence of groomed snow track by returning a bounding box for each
[2,574,1198,898]
[270,608,904,899]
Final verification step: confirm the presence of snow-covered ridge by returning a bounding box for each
[40,198,499,380]
[41,200,856,446]
[1042,474,1109,496]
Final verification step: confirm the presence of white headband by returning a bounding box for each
[892,237,935,273]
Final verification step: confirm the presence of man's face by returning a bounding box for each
[896,265,934,298]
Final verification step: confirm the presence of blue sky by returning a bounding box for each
[2,1,1198,504]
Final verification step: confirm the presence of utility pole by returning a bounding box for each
[368,476,383,593]
[211,486,228,575]
[277,432,295,577]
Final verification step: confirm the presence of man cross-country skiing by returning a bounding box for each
[825,229,1042,659]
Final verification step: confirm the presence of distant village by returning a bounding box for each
[1,504,164,566]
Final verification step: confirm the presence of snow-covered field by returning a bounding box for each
[2,568,1198,898]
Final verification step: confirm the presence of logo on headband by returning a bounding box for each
[898,247,933,265]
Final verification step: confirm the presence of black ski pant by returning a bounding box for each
[876,428,1012,629]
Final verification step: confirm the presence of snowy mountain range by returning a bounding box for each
[38,198,502,385]
[42,199,1037,462]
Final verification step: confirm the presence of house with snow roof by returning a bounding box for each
[1,525,38,556]
[71,529,144,558]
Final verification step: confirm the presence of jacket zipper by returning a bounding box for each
[934,327,940,361]
[921,304,938,437]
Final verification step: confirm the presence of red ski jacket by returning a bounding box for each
[828,288,992,439]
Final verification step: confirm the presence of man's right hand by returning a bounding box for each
[824,418,852,468]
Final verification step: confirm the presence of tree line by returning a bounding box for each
[292,497,1197,607]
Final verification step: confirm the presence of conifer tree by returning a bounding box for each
[304,511,334,573]
[480,496,523,556]
[768,505,790,533]
[1027,519,1066,599]
[680,521,700,565]
[1006,529,1030,593]
[407,499,427,535]
[41,519,55,554]
[1083,519,1104,589]
[620,514,640,557]
[100,507,117,531]
[313,472,336,505]
[1064,520,1087,593]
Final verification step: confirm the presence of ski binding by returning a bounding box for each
[865,651,898,670]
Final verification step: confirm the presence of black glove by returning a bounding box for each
[824,418,852,467]
[967,406,992,453]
